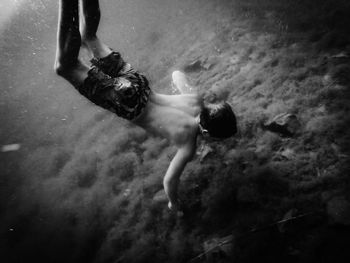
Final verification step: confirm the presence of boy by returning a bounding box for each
[55,0,237,211]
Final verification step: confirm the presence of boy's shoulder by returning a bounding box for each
[173,117,198,146]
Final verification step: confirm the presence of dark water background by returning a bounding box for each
[1,0,350,262]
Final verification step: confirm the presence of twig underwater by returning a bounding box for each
[188,210,322,262]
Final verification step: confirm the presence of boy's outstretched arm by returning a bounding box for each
[163,141,196,211]
[172,70,195,94]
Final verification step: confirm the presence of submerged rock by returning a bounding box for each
[262,113,301,137]
[197,143,214,162]
[329,64,350,86]
[331,52,349,60]
[183,59,203,73]
[153,189,168,203]
[277,148,296,160]
[1,143,21,152]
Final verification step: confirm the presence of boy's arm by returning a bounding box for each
[163,142,196,210]
[172,71,195,94]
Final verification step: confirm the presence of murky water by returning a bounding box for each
[1,1,350,262]
[0,0,231,261]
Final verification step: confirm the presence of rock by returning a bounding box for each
[224,149,240,164]
[123,188,131,197]
[197,143,214,162]
[279,148,296,160]
[183,59,203,73]
[331,52,349,59]
[329,64,350,86]
[327,197,350,225]
[202,61,214,70]
[153,189,168,203]
[262,113,301,137]
[1,143,21,152]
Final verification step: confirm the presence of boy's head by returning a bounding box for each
[199,102,237,139]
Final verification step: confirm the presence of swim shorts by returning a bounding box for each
[77,51,151,120]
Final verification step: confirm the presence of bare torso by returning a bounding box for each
[133,91,201,146]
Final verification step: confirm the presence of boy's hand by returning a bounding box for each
[168,201,184,217]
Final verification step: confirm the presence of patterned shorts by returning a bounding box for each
[77,52,151,120]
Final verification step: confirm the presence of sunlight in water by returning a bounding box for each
[0,0,27,33]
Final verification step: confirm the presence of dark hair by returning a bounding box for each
[199,102,237,138]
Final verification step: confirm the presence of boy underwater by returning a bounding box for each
[54,0,237,212]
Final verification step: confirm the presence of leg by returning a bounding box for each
[80,0,112,58]
[55,0,89,87]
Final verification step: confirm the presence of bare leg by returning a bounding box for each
[80,0,112,58]
[55,0,89,87]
